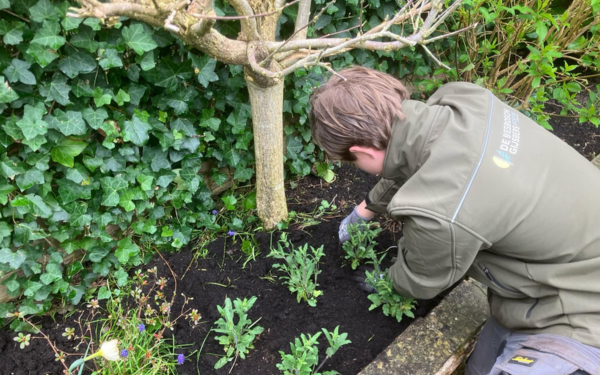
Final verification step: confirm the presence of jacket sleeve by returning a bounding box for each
[364,178,402,214]
[389,214,485,299]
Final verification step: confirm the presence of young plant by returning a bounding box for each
[342,222,382,270]
[364,258,417,323]
[276,326,351,375]
[213,296,264,370]
[267,233,324,307]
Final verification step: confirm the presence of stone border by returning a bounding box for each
[359,279,489,375]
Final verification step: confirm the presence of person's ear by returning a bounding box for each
[349,145,375,157]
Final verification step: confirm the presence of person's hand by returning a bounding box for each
[351,266,384,293]
[339,206,372,243]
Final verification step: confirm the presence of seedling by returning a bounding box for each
[213,296,264,370]
[364,259,416,322]
[342,222,382,270]
[267,233,324,307]
[276,326,351,375]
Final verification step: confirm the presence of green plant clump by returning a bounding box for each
[342,222,382,270]
[267,233,325,307]
[364,266,417,323]
[213,296,264,370]
[276,326,351,375]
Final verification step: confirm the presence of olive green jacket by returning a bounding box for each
[365,82,600,348]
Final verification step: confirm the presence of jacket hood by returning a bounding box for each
[381,100,450,183]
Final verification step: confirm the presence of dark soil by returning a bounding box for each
[0,103,598,375]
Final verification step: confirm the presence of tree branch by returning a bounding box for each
[189,0,300,20]
[293,0,312,40]
[228,0,260,40]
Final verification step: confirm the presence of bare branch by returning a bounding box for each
[68,2,164,28]
[190,0,300,20]
[248,42,279,79]
[293,0,312,40]
[165,10,180,32]
[421,44,450,69]
[227,0,260,40]
[262,0,336,65]
[188,0,215,38]
[423,23,477,44]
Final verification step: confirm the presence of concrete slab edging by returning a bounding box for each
[358,279,489,375]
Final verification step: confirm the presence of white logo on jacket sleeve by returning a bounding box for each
[493,109,520,168]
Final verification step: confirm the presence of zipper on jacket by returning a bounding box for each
[480,265,520,293]
[526,298,539,319]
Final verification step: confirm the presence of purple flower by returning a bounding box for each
[177,353,185,365]
[139,323,145,332]
[227,230,236,236]
[212,210,218,215]
[121,349,128,358]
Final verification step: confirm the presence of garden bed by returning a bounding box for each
[0,110,598,375]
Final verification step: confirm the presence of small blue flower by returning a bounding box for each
[227,230,236,236]
[138,323,145,332]
[212,210,218,215]
[177,353,185,365]
[121,349,128,358]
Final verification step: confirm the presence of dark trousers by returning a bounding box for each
[466,317,594,375]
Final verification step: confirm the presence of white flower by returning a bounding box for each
[99,339,120,361]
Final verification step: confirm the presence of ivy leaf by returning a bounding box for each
[115,237,140,264]
[31,21,65,50]
[0,0,9,10]
[226,106,248,134]
[70,27,98,52]
[191,55,219,87]
[122,24,158,55]
[114,268,128,287]
[40,263,62,285]
[22,135,47,152]
[128,84,146,106]
[16,168,44,190]
[48,109,87,136]
[61,16,83,31]
[26,43,59,67]
[3,59,36,85]
[122,115,151,146]
[93,87,112,107]
[154,58,193,92]
[114,89,130,106]
[234,168,254,182]
[0,248,27,270]
[0,184,16,205]
[26,194,52,218]
[82,108,108,130]
[99,48,123,70]
[40,74,71,106]
[0,221,12,240]
[29,0,58,23]
[51,139,87,168]
[136,174,154,191]
[0,155,26,180]
[0,77,19,104]
[3,26,23,45]
[58,51,97,78]
[83,18,101,30]
[100,175,128,207]
[17,104,48,140]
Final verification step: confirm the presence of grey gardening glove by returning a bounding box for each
[338,206,372,243]
[351,266,384,294]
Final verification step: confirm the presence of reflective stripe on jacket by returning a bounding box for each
[365,82,600,348]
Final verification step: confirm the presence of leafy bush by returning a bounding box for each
[213,296,264,370]
[440,0,600,128]
[267,233,325,307]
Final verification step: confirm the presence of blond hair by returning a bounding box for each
[309,66,409,161]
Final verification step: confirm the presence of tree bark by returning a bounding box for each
[246,78,288,229]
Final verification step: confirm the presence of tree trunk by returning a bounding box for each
[246,79,288,229]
